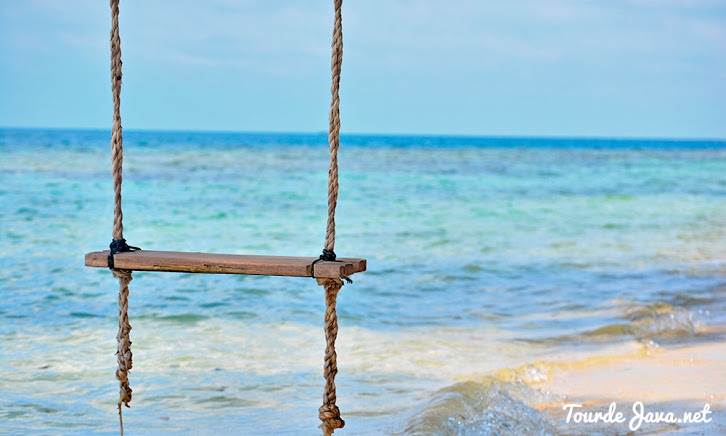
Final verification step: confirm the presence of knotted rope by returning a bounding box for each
[317,277,345,435]
[318,1,345,435]
[109,1,133,434]
[113,268,133,435]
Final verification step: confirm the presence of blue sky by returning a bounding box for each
[1,0,724,138]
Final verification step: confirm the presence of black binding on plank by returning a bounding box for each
[310,249,336,278]
[108,238,140,269]
[310,249,352,283]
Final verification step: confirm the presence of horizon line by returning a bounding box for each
[1,125,725,143]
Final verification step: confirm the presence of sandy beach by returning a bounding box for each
[537,327,726,434]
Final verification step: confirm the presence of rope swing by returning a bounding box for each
[96,1,361,435]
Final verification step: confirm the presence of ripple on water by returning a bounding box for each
[2,131,726,434]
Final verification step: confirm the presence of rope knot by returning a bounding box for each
[112,269,133,280]
[108,238,140,269]
[311,249,339,278]
[316,277,343,288]
[318,404,345,433]
[320,249,337,261]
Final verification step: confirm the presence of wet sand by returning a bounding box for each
[401,322,726,435]
[532,326,726,434]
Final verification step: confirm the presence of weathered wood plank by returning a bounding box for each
[85,250,366,278]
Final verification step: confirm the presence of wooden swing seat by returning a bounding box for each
[85,250,366,278]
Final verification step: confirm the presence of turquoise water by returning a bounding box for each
[1,129,725,435]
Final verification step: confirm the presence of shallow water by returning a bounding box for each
[1,129,725,435]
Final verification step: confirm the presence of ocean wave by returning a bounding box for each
[401,369,557,436]
[582,303,702,341]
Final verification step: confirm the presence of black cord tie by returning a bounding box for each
[310,249,353,283]
[109,238,140,269]
[320,249,337,262]
[311,249,336,277]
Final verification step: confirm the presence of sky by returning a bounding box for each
[0,0,725,138]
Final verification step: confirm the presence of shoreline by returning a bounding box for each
[537,330,726,434]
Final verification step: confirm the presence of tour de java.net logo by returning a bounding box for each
[563,402,712,431]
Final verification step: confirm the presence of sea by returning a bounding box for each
[1,128,725,435]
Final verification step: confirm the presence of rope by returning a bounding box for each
[324,0,343,253]
[317,278,345,436]
[318,1,345,434]
[113,268,133,436]
[109,1,133,434]
[110,0,124,242]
